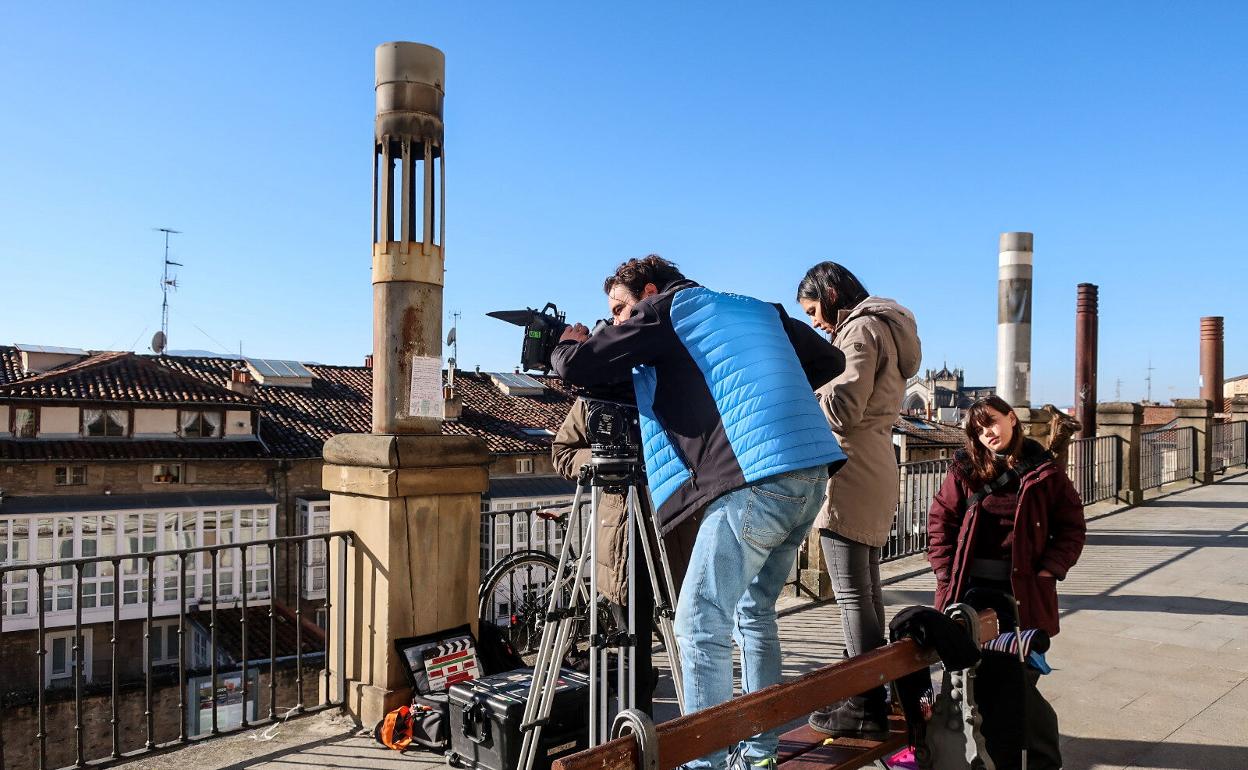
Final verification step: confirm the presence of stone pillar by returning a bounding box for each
[1232,396,1248,469]
[319,42,491,728]
[1173,398,1214,484]
[1014,406,1052,447]
[323,434,488,725]
[1096,402,1143,505]
[1232,395,1248,424]
[797,531,832,600]
[997,232,1034,408]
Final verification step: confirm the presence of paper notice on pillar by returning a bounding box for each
[408,355,445,419]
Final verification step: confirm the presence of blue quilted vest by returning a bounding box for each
[632,287,846,520]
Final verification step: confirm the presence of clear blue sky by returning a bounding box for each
[2,2,1244,407]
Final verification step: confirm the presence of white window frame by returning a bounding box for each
[480,495,574,572]
[515,458,534,474]
[148,618,181,666]
[0,503,277,632]
[297,499,331,600]
[44,629,93,687]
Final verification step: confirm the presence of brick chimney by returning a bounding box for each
[228,365,255,397]
[364,354,374,368]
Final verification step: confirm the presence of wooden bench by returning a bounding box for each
[553,609,999,770]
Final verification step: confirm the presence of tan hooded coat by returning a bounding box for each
[815,296,922,546]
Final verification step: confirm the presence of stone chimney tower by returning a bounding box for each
[997,232,1033,407]
[372,42,446,434]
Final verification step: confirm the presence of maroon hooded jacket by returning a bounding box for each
[927,439,1086,636]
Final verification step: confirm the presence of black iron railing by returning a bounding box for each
[1211,421,1248,474]
[0,531,353,770]
[1141,427,1196,490]
[1066,435,1122,505]
[883,458,952,562]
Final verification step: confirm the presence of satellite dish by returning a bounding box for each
[446,327,457,346]
[151,331,167,354]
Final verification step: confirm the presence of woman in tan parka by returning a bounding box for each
[796,262,922,739]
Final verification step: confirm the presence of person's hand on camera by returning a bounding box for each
[560,323,590,344]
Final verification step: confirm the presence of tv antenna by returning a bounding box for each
[153,228,183,355]
[1145,358,1155,403]
[446,310,461,368]
[1115,378,1123,401]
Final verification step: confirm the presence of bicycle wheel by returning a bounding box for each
[478,550,565,659]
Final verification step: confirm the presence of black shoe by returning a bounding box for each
[807,688,889,740]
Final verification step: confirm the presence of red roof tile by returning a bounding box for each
[1,346,581,461]
[0,349,252,406]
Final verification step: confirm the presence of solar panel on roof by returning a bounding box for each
[15,343,88,355]
[492,372,545,390]
[245,358,313,379]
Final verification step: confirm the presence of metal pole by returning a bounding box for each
[1075,283,1099,497]
[997,232,1034,407]
[1075,283,1098,438]
[1201,316,1225,415]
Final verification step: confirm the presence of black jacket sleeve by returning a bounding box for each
[551,299,674,387]
[775,305,846,390]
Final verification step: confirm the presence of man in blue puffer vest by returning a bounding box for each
[553,255,848,770]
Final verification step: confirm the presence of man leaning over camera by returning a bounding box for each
[552,255,847,770]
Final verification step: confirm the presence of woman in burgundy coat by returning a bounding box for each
[927,396,1086,637]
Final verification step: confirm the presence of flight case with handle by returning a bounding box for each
[446,667,589,770]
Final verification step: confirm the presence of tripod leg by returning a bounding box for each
[518,482,596,770]
[633,487,685,712]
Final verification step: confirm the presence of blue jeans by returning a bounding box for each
[674,467,827,770]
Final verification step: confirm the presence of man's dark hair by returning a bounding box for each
[796,261,870,321]
[603,254,686,297]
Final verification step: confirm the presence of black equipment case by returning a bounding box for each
[446,667,589,770]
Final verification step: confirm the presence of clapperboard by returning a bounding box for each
[422,637,481,691]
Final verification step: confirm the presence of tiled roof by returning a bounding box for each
[159,356,373,458]
[893,415,965,446]
[0,439,270,462]
[2,346,580,460]
[0,347,22,385]
[442,372,578,454]
[0,348,252,406]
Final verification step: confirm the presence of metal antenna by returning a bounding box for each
[1145,357,1155,403]
[153,227,183,354]
[446,310,461,366]
[1115,378,1123,401]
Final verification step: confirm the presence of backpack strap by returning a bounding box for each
[965,450,1054,511]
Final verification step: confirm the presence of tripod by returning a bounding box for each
[516,453,684,770]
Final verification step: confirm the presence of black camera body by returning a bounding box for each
[488,303,643,474]
[486,303,568,374]
[585,398,641,460]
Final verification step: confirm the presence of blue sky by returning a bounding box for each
[1,2,1244,407]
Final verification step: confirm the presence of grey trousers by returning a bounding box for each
[820,529,885,658]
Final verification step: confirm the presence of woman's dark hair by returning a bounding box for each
[603,254,685,297]
[964,395,1025,485]
[796,262,870,323]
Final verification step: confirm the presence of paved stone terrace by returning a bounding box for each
[125,471,1248,770]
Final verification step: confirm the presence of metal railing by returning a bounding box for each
[884,458,952,562]
[1066,435,1122,505]
[1211,421,1248,474]
[0,531,353,770]
[1141,426,1196,490]
[480,501,580,577]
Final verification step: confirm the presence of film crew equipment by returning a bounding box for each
[486,303,569,373]
[515,408,683,770]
